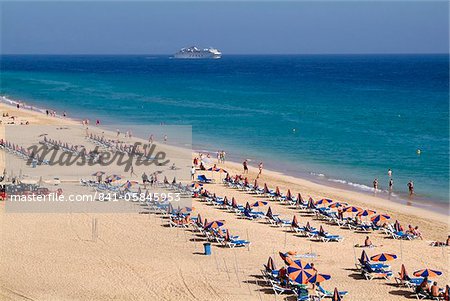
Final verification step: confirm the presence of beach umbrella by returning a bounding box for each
[332,288,342,301]
[275,186,281,197]
[106,174,121,182]
[231,197,238,208]
[203,218,208,227]
[371,214,391,224]
[444,285,449,300]
[245,202,251,211]
[225,229,230,241]
[252,201,268,207]
[360,250,369,263]
[264,183,270,194]
[394,220,402,232]
[413,269,442,278]
[204,220,225,229]
[191,183,203,188]
[279,252,294,265]
[399,264,408,281]
[329,202,347,209]
[296,193,304,206]
[305,221,313,232]
[371,253,397,262]
[343,206,362,213]
[307,197,316,209]
[357,209,377,217]
[122,180,139,189]
[319,225,326,236]
[292,215,299,228]
[267,256,276,271]
[266,206,273,218]
[307,273,331,284]
[197,214,202,225]
[286,189,292,201]
[179,207,194,214]
[315,198,333,206]
[92,171,105,177]
[287,260,314,284]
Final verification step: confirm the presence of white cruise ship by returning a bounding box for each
[173,46,221,59]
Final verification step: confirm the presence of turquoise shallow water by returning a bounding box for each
[0,55,448,205]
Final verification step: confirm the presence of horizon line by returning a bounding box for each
[1,52,449,56]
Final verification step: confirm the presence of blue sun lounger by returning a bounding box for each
[316,284,348,298]
[197,174,212,183]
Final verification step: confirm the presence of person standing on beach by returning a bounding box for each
[257,162,263,179]
[142,172,148,188]
[407,180,414,195]
[389,178,394,191]
[373,178,378,191]
[149,134,154,144]
[164,135,168,143]
[191,166,196,180]
[243,160,248,174]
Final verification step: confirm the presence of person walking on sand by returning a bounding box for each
[407,180,414,195]
[257,162,263,179]
[149,134,153,144]
[243,160,248,174]
[373,178,378,191]
[116,129,120,137]
[164,135,168,143]
[130,165,137,177]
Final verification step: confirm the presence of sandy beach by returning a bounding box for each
[1,102,449,301]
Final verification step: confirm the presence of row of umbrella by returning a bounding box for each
[361,250,442,277]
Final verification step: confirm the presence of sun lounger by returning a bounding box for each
[362,264,392,280]
[225,238,250,248]
[197,174,212,183]
[316,284,348,299]
[317,233,344,242]
[269,280,295,295]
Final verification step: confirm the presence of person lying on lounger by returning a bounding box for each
[430,235,450,247]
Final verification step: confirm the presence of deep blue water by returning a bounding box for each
[0,55,448,203]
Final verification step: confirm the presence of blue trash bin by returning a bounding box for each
[203,243,211,255]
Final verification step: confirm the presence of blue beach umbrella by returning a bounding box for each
[287,260,314,284]
[252,201,268,207]
[315,198,333,206]
[413,269,442,278]
[307,273,331,284]
[371,214,391,224]
[371,253,397,262]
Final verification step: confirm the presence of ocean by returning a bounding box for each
[0,54,448,206]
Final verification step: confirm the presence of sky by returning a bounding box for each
[1,1,448,55]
